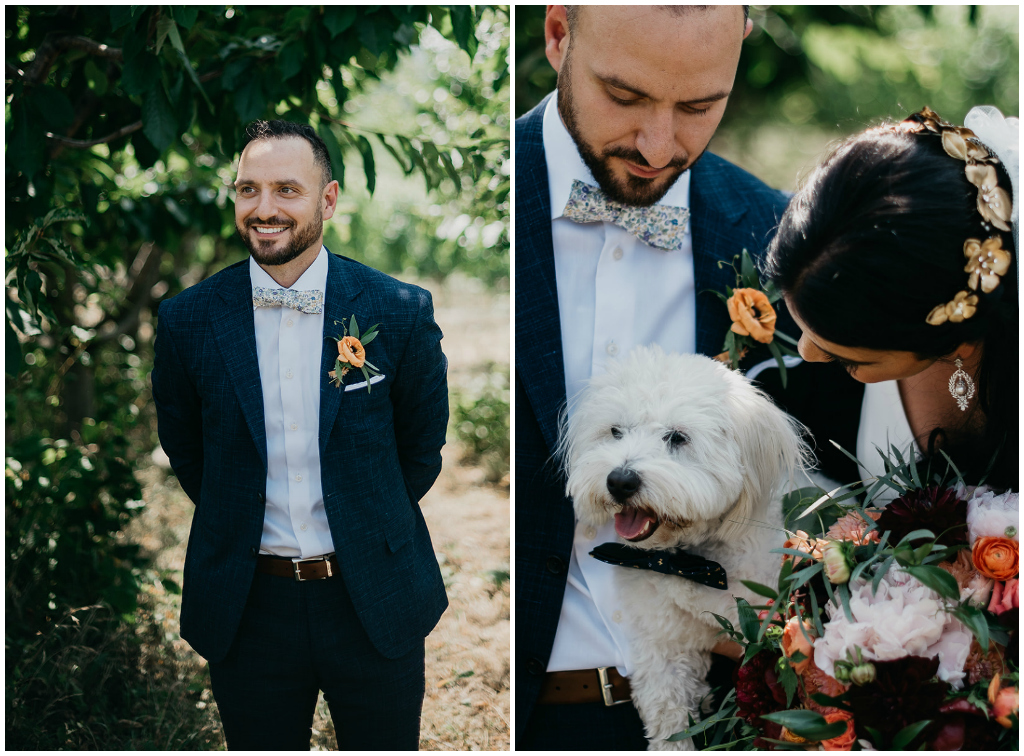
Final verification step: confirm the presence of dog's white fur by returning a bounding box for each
[558,346,807,750]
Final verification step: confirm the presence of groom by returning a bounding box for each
[152,120,449,750]
[516,6,859,749]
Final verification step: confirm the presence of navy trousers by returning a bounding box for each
[208,569,425,751]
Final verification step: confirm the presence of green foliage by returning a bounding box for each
[515,6,1018,125]
[6,433,144,634]
[6,601,220,750]
[451,363,510,484]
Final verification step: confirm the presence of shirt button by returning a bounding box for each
[299,522,308,531]
[613,610,624,623]
[584,526,597,540]
[291,422,298,430]
[285,369,293,379]
[295,474,302,482]
[607,342,619,356]
[286,319,294,327]
[612,246,623,260]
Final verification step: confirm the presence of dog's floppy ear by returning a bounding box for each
[720,378,808,540]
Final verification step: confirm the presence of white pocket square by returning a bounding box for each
[344,374,386,392]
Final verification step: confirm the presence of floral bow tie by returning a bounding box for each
[563,179,690,251]
[252,287,324,315]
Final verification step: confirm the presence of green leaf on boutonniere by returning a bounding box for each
[360,329,380,346]
[360,364,371,391]
[349,315,360,339]
[362,359,379,372]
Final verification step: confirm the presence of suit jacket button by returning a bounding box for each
[545,556,565,575]
[257,492,265,504]
[526,658,545,676]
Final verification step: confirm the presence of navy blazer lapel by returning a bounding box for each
[515,98,568,455]
[319,250,363,451]
[690,154,752,357]
[213,264,268,469]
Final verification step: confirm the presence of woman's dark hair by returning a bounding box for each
[767,119,1017,488]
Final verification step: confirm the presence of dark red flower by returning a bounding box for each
[843,656,946,748]
[734,650,785,745]
[876,485,968,546]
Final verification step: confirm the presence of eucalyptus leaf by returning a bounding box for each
[739,580,778,600]
[891,720,932,750]
[760,710,847,741]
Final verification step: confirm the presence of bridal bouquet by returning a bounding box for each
[679,450,1018,750]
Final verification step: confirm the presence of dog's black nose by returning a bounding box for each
[606,467,641,502]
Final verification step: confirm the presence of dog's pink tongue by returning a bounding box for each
[614,509,657,540]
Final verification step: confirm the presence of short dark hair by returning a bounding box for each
[767,122,1018,487]
[241,120,333,189]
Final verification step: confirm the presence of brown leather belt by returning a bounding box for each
[256,553,339,581]
[537,667,632,706]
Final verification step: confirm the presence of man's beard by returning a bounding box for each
[557,51,702,208]
[236,214,322,267]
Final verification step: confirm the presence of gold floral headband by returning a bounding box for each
[899,106,1013,326]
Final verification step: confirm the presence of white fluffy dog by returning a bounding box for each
[559,346,806,750]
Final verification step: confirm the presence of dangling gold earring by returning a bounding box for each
[948,357,975,411]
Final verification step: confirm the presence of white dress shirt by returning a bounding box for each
[543,93,697,676]
[250,246,336,558]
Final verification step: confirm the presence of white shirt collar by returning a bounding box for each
[543,91,691,221]
[249,244,329,294]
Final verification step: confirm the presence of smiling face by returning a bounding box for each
[546,6,748,206]
[234,136,336,269]
[785,296,938,383]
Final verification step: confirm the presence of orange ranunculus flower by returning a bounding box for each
[988,676,1019,728]
[783,530,828,566]
[821,711,856,751]
[338,336,366,368]
[781,617,816,674]
[972,536,1019,581]
[726,288,777,344]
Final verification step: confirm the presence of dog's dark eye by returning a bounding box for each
[664,431,689,448]
[610,426,623,439]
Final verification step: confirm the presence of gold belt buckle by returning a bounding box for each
[597,666,629,706]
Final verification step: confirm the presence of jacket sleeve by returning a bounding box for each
[151,300,205,507]
[388,290,449,503]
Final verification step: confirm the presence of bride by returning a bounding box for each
[765,106,1018,492]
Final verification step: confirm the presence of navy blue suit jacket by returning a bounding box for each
[514,97,861,736]
[152,249,449,663]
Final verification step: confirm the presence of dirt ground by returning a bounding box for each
[129,276,510,750]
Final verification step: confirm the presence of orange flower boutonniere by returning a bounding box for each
[707,249,799,387]
[328,315,381,390]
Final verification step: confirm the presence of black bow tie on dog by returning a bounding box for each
[589,542,728,590]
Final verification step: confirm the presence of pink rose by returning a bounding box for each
[988,578,1019,616]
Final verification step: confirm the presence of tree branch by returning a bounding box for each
[45,121,142,148]
[24,34,123,84]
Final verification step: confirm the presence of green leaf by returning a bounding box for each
[740,248,758,288]
[357,135,376,195]
[120,51,161,95]
[952,604,989,652]
[170,6,198,28]
[740,580,778,601]
[111,6,135,30]
[155,14,175,55]
[233,76,266,123]
[277,40,305,81]
[903,565,960,601]
[741,641,764,665]
[836,582,853,621]
[760,710,847,741]
[667,714,744,742]
[324,6,357,37]
[6,311,24,378]
[360,364,371,392]
[891,720,932,750]
[349,314,360,339]
[359,330,379,346]
[786,561,823,591]
[142,85,177,152]
[736,597,759,643]
[767,340,788,389]
[777,659,798,707]
[873,554,895,593]
[449,5,479,60]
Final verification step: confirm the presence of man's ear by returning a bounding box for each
[544,5,570,74]
[743,17,753,40]
[322,180,339,221]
